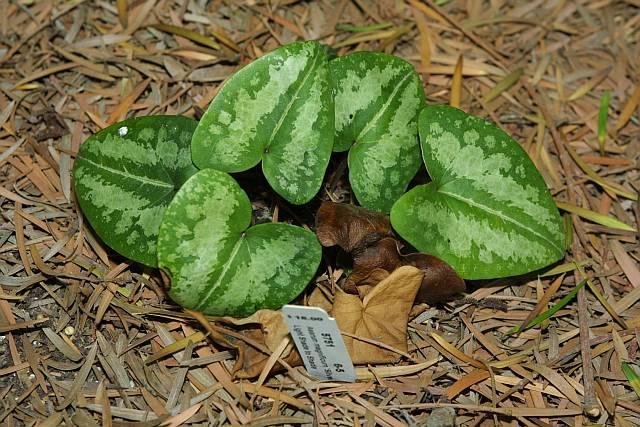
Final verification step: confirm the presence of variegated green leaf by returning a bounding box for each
[74,116,198,267]
[157,169,322,316]
[391,105,564,279]
[331,52,424,212]
[191,40,333,205]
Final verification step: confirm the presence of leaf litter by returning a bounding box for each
[0,0,639,426]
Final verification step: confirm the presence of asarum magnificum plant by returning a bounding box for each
[73,40,565,316]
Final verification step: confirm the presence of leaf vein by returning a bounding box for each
[78,157,175,190]
[355,71,412,142]
[438,189,562,254]
[195,235,245,311]
[265,48,322,149]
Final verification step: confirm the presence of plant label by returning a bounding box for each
[283,305,356,382]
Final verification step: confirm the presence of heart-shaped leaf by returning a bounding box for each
[157,169,322,317]
[391,105,564,279]
[191,41,333,205]
[73,115,198,267]
[331,52,425,212]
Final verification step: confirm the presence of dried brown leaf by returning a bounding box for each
[332,266,424,364]
[430,331,486,369]
[240,383,313,413]
[223,310,304,379]
[316,201,392,252]
[616,84,640,130]
[528,363,582,407]
[144,331,206,365]
[57,343,98,410]
[233,329,303,379]
[227,309,290,353]
[450,55,463,107]
[350,268,390,298]
[446,369,491,399]
[346,237,402,293]
[42,327,82,362]
[162,402,202,427]
[116,0,128,28]
[356,357,439,380]
[308,286,333,313]
[403,253,465,304]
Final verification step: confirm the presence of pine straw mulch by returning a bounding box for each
[1,0,639,425]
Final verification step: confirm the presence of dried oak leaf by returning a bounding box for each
[316,201,392,252]
[403,253,466,305]
[332,265,424,364]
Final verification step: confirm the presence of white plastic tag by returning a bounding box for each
[282,305,356,382]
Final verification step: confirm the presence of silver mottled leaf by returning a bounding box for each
[73,116,198,267]
[157,169,322,316]
[331,52,424,212]
[191,41,333,204]
[391,106,564,279]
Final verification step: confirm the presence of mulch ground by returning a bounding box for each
[1,0,639,426]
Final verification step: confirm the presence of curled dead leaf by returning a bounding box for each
[346,237,402,293]
[403,253,466,304]
[332,266,424,364]
[350,268,390,299]
[316,201,392,252]
[316,201,465,305]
